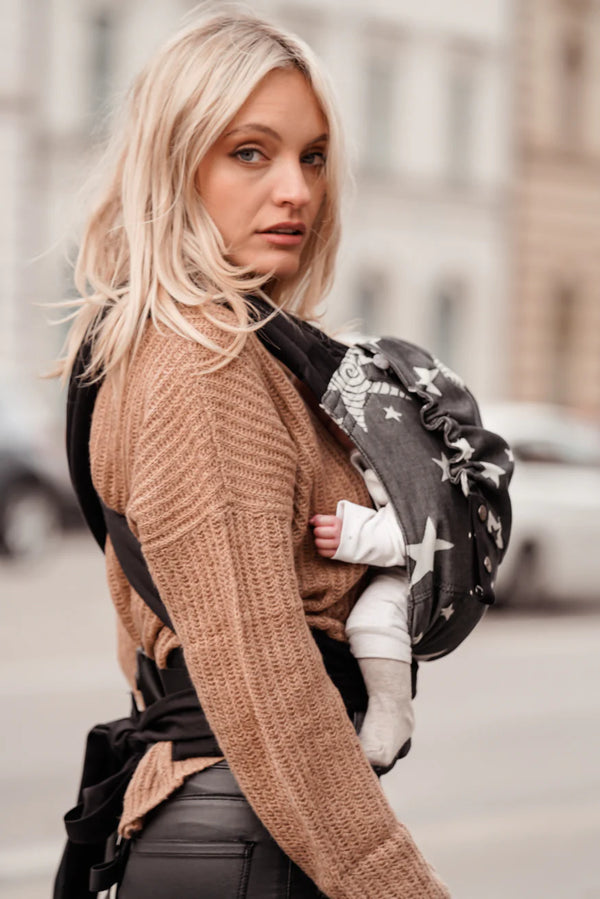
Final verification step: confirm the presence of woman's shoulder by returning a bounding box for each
[109,302,300,520]
[134,301,264,393]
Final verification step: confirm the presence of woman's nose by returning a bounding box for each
[271,159,312,208]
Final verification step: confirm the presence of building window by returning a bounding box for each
[355,269,387,334]
[446,61,476,183]
[551,283,578,404]
[432,279,465,370]
[363,52,395,173]
[558,31,585,149]
[90,8,114,117]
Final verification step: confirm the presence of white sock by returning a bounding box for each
[357,658,414,769]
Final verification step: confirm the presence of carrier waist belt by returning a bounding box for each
[65,651,222,844]
[54,651,223,898]
[66,637,366,852]
[55,642,367,898]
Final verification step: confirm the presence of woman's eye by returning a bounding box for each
[233,147,263,163]
[302,151,327,167]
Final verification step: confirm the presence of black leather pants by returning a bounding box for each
[117,760,327,899]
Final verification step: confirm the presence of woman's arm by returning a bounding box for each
[126,337,449,899]
[312,503,406,567]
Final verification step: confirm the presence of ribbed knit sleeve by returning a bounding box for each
[123,334,449,899]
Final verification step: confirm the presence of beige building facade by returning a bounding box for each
[513,0,600,418]
[261,0,514,402]
[1,0,514,414]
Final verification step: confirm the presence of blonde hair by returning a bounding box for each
[54,5,346,385]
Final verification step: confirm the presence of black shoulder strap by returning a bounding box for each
[100,503,173,630]
[248,297,346,395]
[66,339,173,630]
[66,338,106,550]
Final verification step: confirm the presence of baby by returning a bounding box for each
[310,450,414,771]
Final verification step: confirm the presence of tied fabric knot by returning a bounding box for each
[64,713,143,846]
[54,688,223,898]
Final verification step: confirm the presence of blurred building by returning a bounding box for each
[262,0,514,402]
[1,0,596,419]
[1,0,515,411]
[513,0,600,418]
[0,1,50,392]
[0,1,190,413]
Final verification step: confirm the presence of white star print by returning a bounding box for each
[487,509,504,549]
[505,447,514,463]
[450,437,475,462]
[413,366,442,396]
[479,461,506,488]
[460,470,470,496]
[383,405,402,422]
[432,357,465,388]
[432,452,451,481]
[440,603,455,621]
[326,347,404,433]
[406,517,454,587]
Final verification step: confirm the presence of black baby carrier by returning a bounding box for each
[247,299,513,657]
[55,298,512,896]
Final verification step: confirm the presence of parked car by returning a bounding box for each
[481,402,600,608]
[0,388,81,559]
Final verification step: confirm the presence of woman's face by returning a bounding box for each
[196,67,328,281]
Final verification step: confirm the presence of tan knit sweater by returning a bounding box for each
[90,306,450,899]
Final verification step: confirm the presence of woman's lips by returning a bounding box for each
[258,232,304,247]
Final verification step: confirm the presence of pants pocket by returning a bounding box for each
[118,840,254,899]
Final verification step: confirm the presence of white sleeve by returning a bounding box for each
[346,572,412,662]
[332,500,406,567]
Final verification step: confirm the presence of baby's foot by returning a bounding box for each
[358,698,414,769]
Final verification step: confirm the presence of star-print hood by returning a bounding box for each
[249,299,513,661]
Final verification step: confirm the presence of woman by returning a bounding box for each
[54,8,450,898]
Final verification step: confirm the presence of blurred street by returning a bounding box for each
[1,534,599,898]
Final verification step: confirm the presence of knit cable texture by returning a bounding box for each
[90,308,450,898]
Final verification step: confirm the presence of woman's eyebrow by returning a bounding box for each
[223,123,280,140]
[223,123,329,146]
[305,132,328,146]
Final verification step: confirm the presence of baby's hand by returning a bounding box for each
[309,513,342,558]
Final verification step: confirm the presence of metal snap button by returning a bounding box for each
[478,504,487,521]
